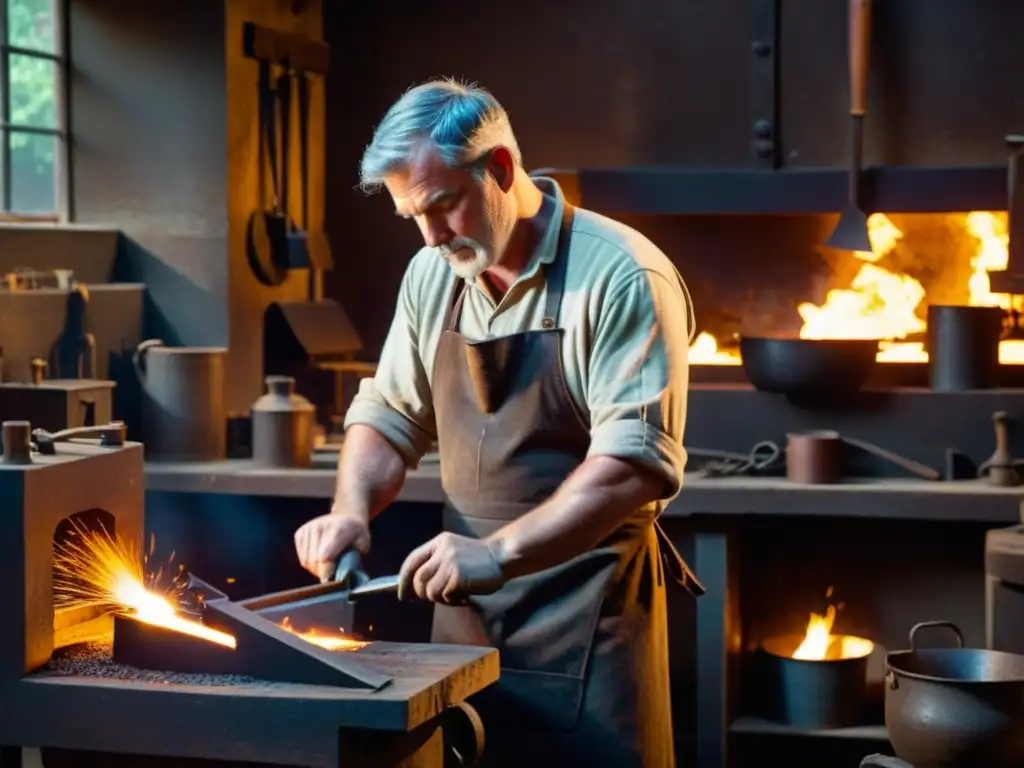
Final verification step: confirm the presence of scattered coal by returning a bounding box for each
[41,641,258,687]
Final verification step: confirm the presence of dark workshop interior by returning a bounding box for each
[2,0,1024,766]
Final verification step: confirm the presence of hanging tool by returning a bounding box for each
[825,0,874,253]
[246,58,291,287]
[289,70,333,284]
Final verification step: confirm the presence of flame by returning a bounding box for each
[964,212,1024,364]
[689,332,737,365]
[791,590,873,661]
[53,523,236,648]
[797,215,925,346]
[687,211,1024,366]
[278,617,368,651]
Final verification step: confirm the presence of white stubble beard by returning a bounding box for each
[438,237,492,280]
[437,180,517,281]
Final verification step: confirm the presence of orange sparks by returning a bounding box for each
[53,522,236,648]
[53,522,369,653]
[278,617,368,652]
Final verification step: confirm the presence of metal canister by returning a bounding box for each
[251,375,315,468]
[133,339,227,462]
[786,430,842,484]
[927,305,1004,391]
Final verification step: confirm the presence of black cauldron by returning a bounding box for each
[738,336,879,397]
[885,621,1024,767]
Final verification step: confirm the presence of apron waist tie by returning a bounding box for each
[654,518,705,597]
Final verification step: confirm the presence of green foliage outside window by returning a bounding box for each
[6,0,58,212]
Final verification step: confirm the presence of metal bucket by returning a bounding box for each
[885,621,1024,767]
[133,339,227,462]
[760,632,872,728]
[927,305,1004,392]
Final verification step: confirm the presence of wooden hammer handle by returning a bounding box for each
[848,0,873,116]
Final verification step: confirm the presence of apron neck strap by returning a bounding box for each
[541,202,574,328]
[442,279,468,333]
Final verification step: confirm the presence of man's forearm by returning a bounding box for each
[333,425,408,523]
[484,455,665,581]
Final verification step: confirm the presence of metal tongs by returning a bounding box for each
[239,550,399,632]
[332,549,400,597]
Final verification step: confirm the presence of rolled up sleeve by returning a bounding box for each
[586,268,690,499]
[344,262,437,468]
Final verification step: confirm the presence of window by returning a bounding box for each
[1,0,66,221]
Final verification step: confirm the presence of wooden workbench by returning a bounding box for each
[143,458,1024,523]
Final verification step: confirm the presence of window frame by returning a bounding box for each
[0,0,69,222]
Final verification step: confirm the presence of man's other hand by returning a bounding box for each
[398,532,505,603]
[294,513,371,582]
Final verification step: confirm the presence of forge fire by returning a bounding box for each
[690,210,1024,365]
[52,521,367,653]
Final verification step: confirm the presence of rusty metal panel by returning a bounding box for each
[572,165,1006,215]
[781,0,1024,168]
[327,0,753,169]
[750,0,781,168]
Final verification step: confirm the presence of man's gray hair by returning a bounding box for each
[359,78,523,194]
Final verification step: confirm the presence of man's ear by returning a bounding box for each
[485,146,517,192]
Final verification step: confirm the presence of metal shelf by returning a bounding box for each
[730,716,889,741]
[535,165,1007,216]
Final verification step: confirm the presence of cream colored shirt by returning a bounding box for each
[344,178,692,499]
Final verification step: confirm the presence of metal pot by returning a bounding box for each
[885,620,1024,767]
[739,336,879,396]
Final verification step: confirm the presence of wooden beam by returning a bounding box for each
[242,21,329,75]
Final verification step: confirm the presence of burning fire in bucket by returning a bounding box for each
[53,522,366,652]
[791,602,874,662]
[762,586,874,662]
[760,588,875,729]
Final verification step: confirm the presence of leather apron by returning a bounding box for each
[430,202,703,768]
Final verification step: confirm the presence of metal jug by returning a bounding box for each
[251,375,315,468]
[133,339,227,462]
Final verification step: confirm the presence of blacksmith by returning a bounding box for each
[294,78,703,767]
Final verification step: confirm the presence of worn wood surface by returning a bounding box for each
[143,459,1024,521]
[37,724,444,768]
[0,640,496,767]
